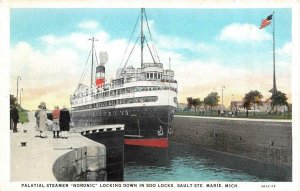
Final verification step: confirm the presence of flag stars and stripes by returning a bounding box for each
[259,14,273,29]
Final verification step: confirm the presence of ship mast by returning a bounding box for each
[89,37,98,86]
[141,8,145,69]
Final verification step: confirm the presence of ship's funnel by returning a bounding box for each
[96,52,108,87]
[96,65,105,87]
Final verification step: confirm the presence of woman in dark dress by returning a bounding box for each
[59,106,70,139]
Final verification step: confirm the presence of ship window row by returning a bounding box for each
[108,86,159,96]
[94,86,177,99]
[72,85,177,100]
[73,96,158,110]
[146,72,162,80]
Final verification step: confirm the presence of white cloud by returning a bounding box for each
[11,42,81,86]
[10,41,82,109]
[157,35,212,53]
[11,28,139,110]
[273,42,292,76]
[276,42,292,57]
[78,20,99,30]
[39,31,110,51]
[218,23,272,43]
[11,21,291,110]
[174,59,291,106]
[39,35,56,46]
[144,19,212,54]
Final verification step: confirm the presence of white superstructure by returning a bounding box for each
[70,63,178,110]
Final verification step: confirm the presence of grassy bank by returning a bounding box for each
[18,110,29,123]
[175,110,292,120]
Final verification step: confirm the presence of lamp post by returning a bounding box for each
[221,86,225,106]
[231,94,234,110]
[16,76,21,104]
[20,88,23,107]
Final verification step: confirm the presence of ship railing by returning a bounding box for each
[74,85,178,102]
[110,84,124,89]
[72,124,125,135]
[124,68,136,73]
[72,84,178,104]
[164,70,174,75]
[115,78,178,84]
[144,63,163,68]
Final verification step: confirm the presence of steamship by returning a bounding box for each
[70,8,178,148]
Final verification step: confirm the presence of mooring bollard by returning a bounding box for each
[23,130,27,133]
[21,142,27,147]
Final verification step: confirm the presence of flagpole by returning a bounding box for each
[272,11,277,94]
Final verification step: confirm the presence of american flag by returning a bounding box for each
[259,14,273,29]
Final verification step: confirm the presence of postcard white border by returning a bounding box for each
[1,0,299,191]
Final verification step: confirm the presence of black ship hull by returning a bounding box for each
[71,105,176,148]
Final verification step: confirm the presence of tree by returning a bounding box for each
[186,97,203,112]
[243,90,263,117]
[204,92,220,116]
[187,97,193,110]
[243,99,251,117]
[192,98,202,112]
[270,91,288,114]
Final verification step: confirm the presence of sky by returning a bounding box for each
[10,8,292,110]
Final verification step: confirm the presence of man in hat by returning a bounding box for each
[10,105,19,133]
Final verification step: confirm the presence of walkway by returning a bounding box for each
[10,112,101,181]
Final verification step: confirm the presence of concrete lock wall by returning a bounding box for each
[84,131,124,181]
[52,145,107,181]
[170,116,292,167]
